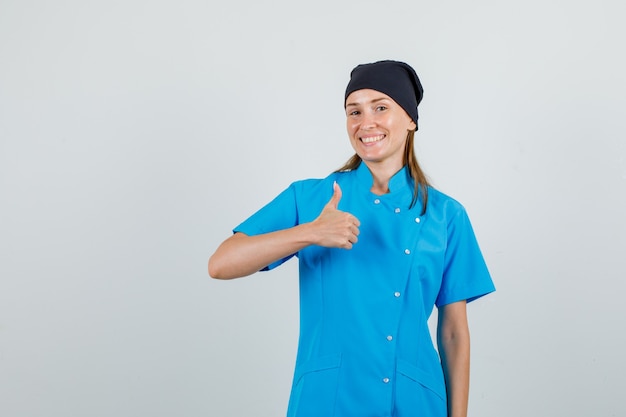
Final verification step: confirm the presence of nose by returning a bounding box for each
[360,111,377,129]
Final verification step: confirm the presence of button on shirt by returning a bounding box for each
[235,163,495,417]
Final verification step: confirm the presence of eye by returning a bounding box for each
[348,110,360,116]
[376,105,387,111]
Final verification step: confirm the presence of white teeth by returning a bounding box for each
[361,134,385,144]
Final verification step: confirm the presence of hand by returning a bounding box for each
[311,181,360,249]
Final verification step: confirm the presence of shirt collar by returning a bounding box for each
[355,161,414,199]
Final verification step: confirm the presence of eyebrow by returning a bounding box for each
[345,97,390,108]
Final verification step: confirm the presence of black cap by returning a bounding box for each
[345,60,424,129]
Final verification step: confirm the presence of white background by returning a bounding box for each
[1,0,625,416]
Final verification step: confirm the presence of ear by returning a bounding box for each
[408,120,417,131]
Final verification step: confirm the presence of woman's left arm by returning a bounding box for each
[437,300,470,417]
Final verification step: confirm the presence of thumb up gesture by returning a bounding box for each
[312,181,360,249]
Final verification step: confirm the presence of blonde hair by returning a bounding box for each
[336,130,430,215]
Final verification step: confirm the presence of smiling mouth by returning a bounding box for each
[361,134,385,144]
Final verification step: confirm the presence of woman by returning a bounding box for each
[209,60,495,417]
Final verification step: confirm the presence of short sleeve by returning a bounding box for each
[435,208,495,307]
[233,183,299,271]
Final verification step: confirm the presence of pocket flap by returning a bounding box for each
[293,354,342,386]
[397,358,446,401]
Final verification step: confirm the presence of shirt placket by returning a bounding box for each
[374,195,425,415]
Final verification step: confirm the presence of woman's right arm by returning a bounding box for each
[208,182,359,280]
[208,225,315,279]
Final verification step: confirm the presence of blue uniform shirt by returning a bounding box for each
[235,163,495,417]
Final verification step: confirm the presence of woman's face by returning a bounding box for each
[345,89,416,171]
